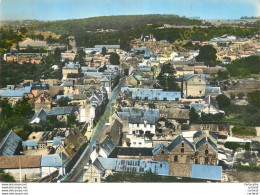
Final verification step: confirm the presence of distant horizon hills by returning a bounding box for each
[0,14,258,23]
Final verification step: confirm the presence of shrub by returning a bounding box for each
[248,91,260,106]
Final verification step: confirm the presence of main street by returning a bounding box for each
[61,76,126,182]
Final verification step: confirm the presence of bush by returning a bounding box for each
[236,165,260,172]
[224,142,250,151]
[0,171,15,182]
[248,91,260,106]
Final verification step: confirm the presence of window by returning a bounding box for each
[163,97,167,101]
[139,142,142,145]
[133,131,135,135]
[144,124,147,128]
[161,150,165,154]
[195,159,198,164]
[145,97,148,100]
[181,142,184,147]
[137,123,139,127]
[175,98,179,101]
[205,149,208,155]
[133,142,136,145]
[199,91,202,94]
[95,178,97,182]
[181,148,184,153]
[174,155,178,162]
[150,124,153,128]
[205,157,209,164]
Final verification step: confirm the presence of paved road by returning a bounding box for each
[62,76,126,182]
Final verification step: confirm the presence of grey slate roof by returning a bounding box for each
[0,85,31,97]
[191,164,222,181]
[204,96,219,109]
[116,147,153,157]
[47,106,77,116]
[121,88,181,101]
[195,137,218,152]
[22,141,38,147]
[41,154,63,167]
[152,144,169,155]
[190,104,207,111]
[183,74,206,81]
[63,63,80,69]
[100,136,117,156]
[64,81,73,87]
[167,134,195,152]
[97,157,169,176]
[53,137,65,147]
[205,86,221,96]
[117,107,159,125]
[0,130,22,156]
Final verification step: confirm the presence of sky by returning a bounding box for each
[0,0,259,21]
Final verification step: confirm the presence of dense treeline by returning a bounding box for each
[0,49,63,88]
[29,14,202,34]
[0,27,23,55]
[75,25,259,48]
[227,56,260,77]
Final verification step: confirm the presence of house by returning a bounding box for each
[83,156,169,182]
[0,85,32,106]
[62,62,81,79]
[33,91,52,112]
[57,129,86,159]
[63,81,74,95]
[29,106,79,124]
[190,95,224,115]
[0,130,22,156]
[0,155,41,181]
[205,86,222,97]
[90,119,123,161]
[100,76,111,93]
[159,108,190,129]
[189,124,229,139]
[121,88,181,101]
[41,154,68,178]
[182,74,206,98]
[152,132,218,177]
[22,141,38,150]
[61,52,76,62]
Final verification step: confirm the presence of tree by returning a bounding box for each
[216,94,231,110]
[196,45,217,66]
[109,53,120,65]
[101,47,107,56]
[156,63,180,91]
[74,49,86,65]
[189,108,199,124]
[216,70,229,80]
[57,97,71,107]
[0,171,15,182]
[67,114,77,127]
[14,99,34,118]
